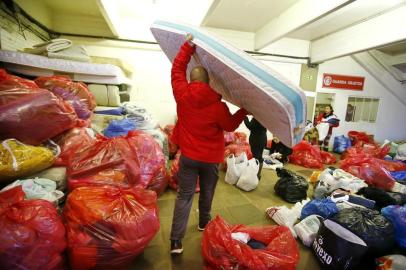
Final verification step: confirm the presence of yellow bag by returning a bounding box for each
[0,139,55,182]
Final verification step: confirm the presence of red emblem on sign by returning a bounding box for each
[322,73,365,91]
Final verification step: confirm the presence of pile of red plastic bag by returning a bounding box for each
[0,186,67,269]
[202,216,300,270]
[289,141,336,169]
[64,186,160,269]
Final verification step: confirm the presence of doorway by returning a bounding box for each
[314,93,335,122]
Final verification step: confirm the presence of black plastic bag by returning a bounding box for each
[357,187,397,210]
[331,207,395,256]
[274,168,309,203]
[313,219,367,270]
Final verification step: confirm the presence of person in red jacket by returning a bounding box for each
[170,34,248,254]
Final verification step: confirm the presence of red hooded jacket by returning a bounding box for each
[171,42,247,163]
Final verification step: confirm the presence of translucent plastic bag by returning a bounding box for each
[1,178,64,203]
[320,151,336,165]
[202,216,300,270]
[225,153,248,185]
[51,86,92,119]
[333,135,351,154]
[236,158,259,191]
[0,187,67,270]
[126,131,167,188]
[223,143,253,171]
[381,205,406,249]
[348,131,372,145]
[0,139,55,183]
[0,88,78,145]
[0,69,38,90]
[64,186,159,269]
[54,127,95,166]
[67,133,141,190]
[103,118,136,138]
[300,198,338,220]
[147,166,169,196]
[289,141,323,169]
[35,75,96,110]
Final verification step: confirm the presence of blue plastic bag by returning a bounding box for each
[301,198,339,220]
[390,171,406,181]
[103,118,136,138]
[381,205,406,248]
[333,135,351,154]
[95,107,125,116]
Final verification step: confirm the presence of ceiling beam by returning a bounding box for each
[310,4,406,63]
[96,0,119,37]
[254,0,354,50]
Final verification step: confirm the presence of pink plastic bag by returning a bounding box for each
[0,88,78,145]
[289,141,323,169]
[202,216,300,270]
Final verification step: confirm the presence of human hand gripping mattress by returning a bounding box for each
[150,20,306,147]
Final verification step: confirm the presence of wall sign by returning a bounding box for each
[322,73,365,91]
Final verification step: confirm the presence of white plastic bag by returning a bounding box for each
[225,153,248,185]
[236,158,259,191]
[316,122,330,141]
[1,178,64,203]
[394,143,406,161]
[294,215,322,247]
[266,199,310,237]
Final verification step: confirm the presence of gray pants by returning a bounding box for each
[170,155,219,240]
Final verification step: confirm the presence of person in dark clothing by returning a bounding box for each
[266,136,292,163]
[244,117,267,179]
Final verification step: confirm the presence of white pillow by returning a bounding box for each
[88,84,108,106]
[107,85,121,106]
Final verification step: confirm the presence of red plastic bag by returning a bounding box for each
[169,151,200,192]
[224,132,247,146]
[126,130,167,190]
[342,143,390,159]
[0,69,38,90]
[54,127,95,166]
[267,139,273,148]
[348,131,372,146]
[35,76,96,110]
[0,187,67,270]
[289,141,323,169]
[67,133,141,191]
[320,151,337,165]
[202,216,300,270]
[340,157,397,191]
[64,186,159,269]
[163,124,178,158]
[0,88,78,145]
[147,166,169,196]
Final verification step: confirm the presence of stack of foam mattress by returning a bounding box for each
[0,50,131,85]
[151,21,306,147]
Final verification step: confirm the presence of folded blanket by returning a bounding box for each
[47,46,91,62]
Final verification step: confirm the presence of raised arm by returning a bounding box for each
[171,34,196,102]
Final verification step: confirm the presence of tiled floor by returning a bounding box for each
[132,163,323,269]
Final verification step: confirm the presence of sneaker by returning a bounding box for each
[170,240,183,255]
[198,220,210,231]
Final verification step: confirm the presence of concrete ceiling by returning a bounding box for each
[202,0,299,32]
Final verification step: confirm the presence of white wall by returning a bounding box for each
[316,56,406,143]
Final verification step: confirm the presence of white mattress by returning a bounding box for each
[0,50,131,85]
[151,21,307,147]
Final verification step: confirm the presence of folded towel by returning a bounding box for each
[24,39,72,54]
[47,45,91,62]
